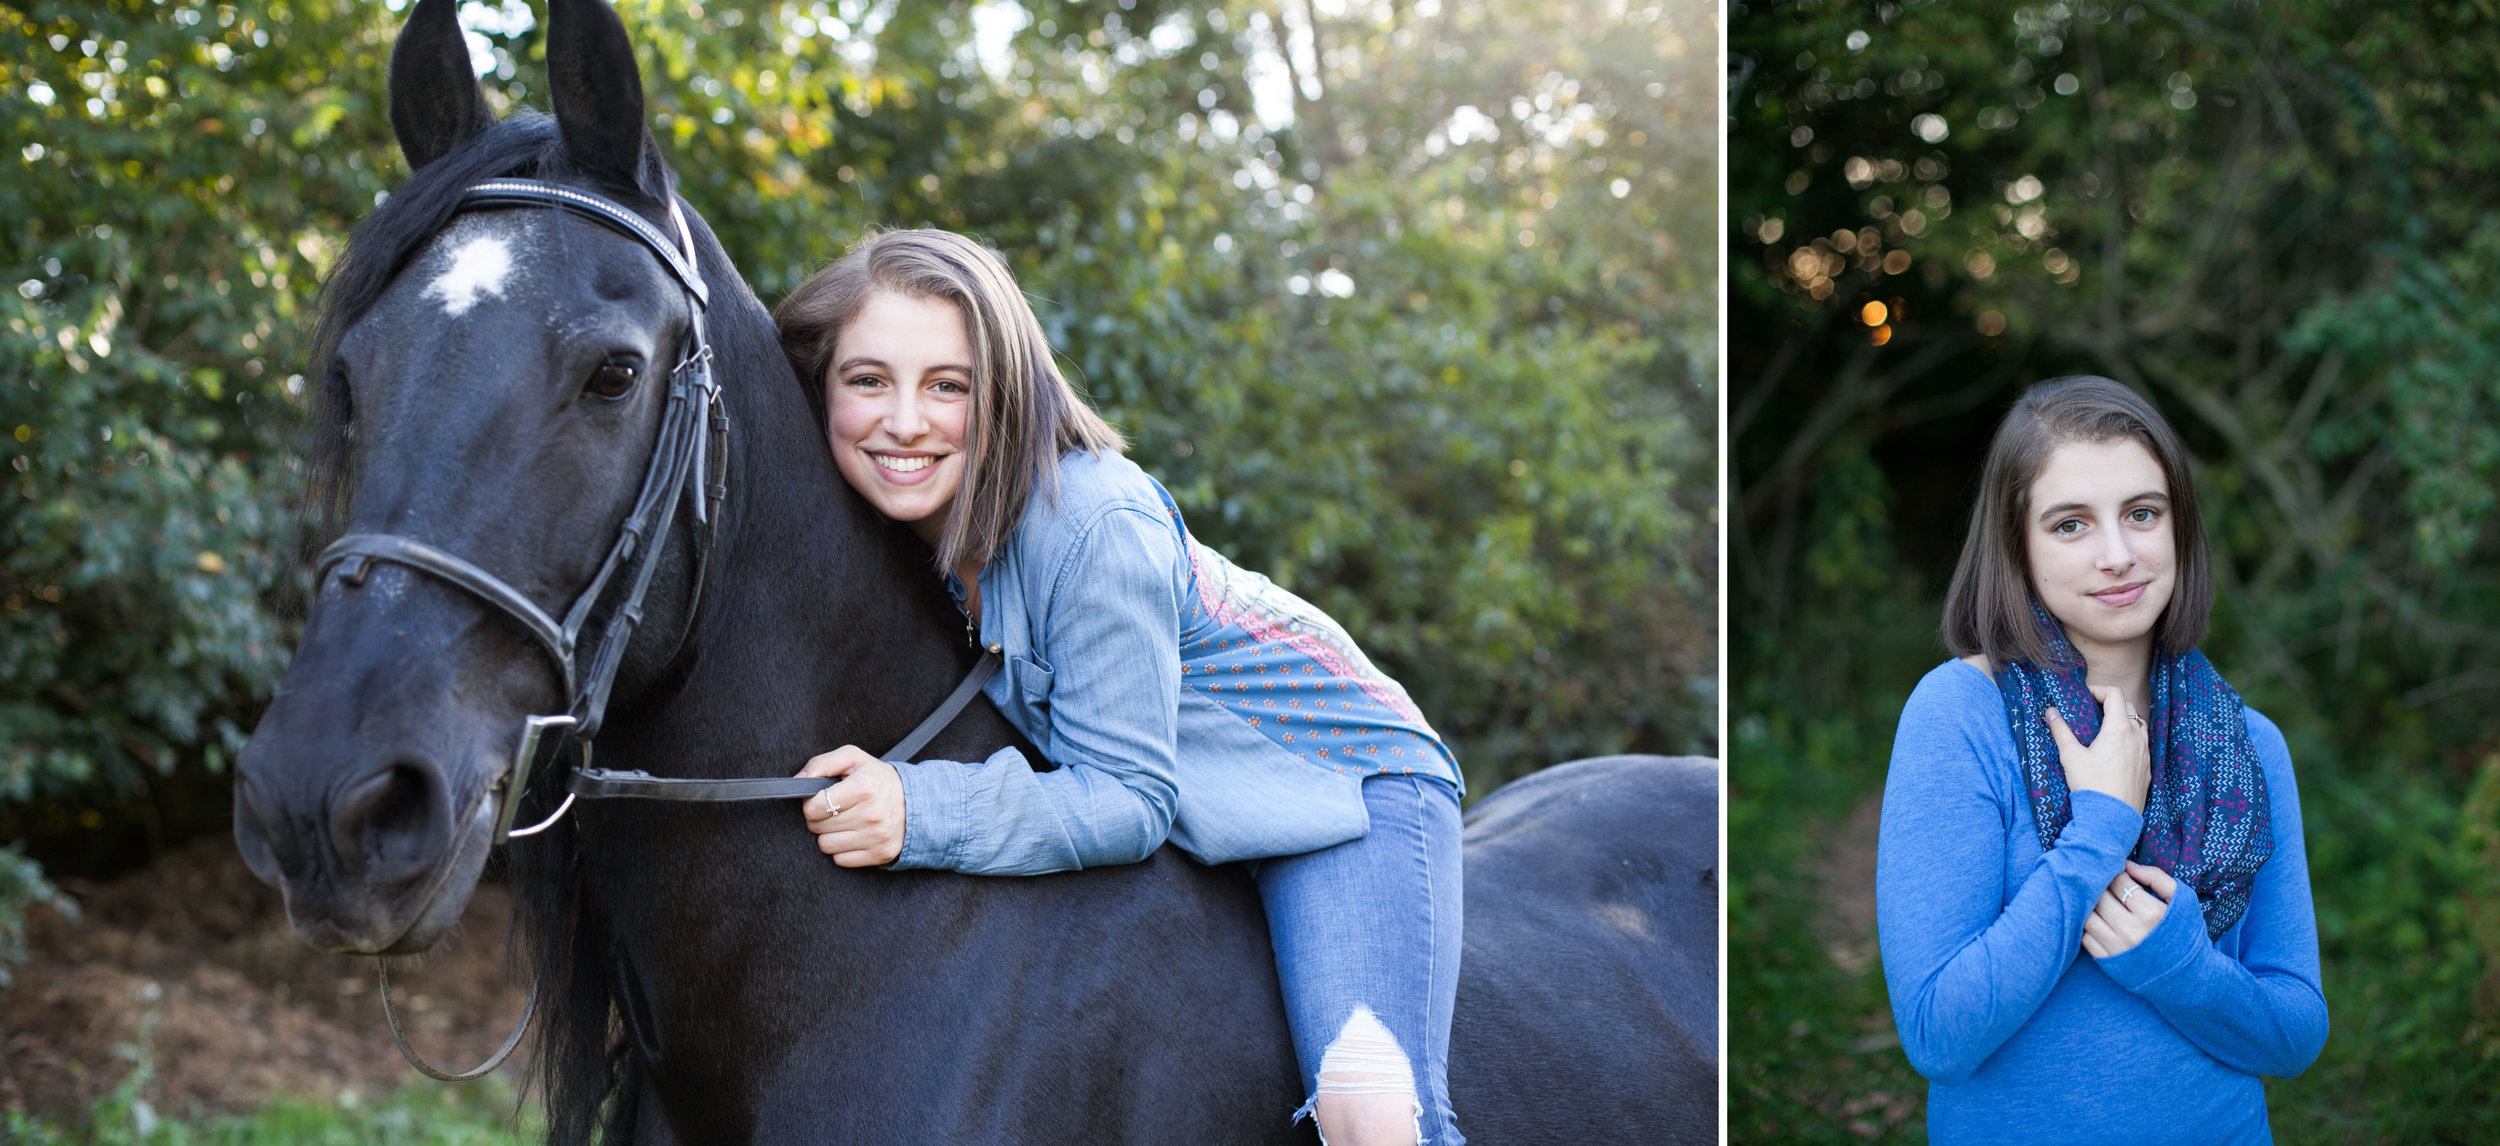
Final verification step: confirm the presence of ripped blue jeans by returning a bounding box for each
[1248,772,1466,1146]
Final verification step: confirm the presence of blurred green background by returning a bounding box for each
[2,0,1710,1135]
[1732,0,2500,1141]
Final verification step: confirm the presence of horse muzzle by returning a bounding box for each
[233,579,546,954]
[236,741,500,954]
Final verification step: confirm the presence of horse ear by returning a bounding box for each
[547,0,651,192]
[388,0,495,171]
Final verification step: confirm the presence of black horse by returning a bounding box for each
[231,1,1716,1142]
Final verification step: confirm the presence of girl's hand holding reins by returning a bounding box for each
[797,746,906,867]
[2083,861,2177,958]
[2045,684,2151,813]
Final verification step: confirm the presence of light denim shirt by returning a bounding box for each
[890,450,1459,874]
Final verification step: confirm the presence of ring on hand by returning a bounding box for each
[2127,712,2146,728]
[2119,883,2141,907]
[818,788,841,817]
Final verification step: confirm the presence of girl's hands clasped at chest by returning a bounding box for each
[797,746,907,866]
[2045,686,2179,958]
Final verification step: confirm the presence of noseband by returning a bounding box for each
[317,180,997,1082]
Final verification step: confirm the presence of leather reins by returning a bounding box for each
[324,179,998,1082]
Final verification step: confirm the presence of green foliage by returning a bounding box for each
[3,0,388,811]
[2287,218,2500,572]
[587,0,1718,789]
[2279,759,2500,1140]
[0,840,75,986]
[1733,0,2500,1138]
[2,1080,532,1145]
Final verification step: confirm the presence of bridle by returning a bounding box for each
[318,178,729,847]
[321,178,997,1081]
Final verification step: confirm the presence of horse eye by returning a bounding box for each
[587,360,639,400]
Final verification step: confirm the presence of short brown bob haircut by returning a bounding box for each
[774,229,1125,571]
[1941,375,2213,669]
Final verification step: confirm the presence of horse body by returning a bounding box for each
[595,845,1304,1142]
[233,2,1717,1142]
[1450,756,1720,1144]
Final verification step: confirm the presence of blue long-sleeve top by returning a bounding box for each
[1876,659,2327,1145]
[887,450,1458,874]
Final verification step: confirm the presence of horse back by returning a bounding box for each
[1449,755,1719,1145]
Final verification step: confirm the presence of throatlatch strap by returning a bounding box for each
[880,650,1002,763]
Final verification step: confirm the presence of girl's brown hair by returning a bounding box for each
[1941,375,2213,668]
[774,229,1124,570]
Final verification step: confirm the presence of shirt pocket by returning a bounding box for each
[1007,653,1054,707]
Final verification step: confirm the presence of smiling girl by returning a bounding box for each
[1874,376,2326,1144]
[772,229,1466,1146]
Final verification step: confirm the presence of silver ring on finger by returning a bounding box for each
[2119,883,2141,907]
[2127,712,2145,728]
[818,787,840,817]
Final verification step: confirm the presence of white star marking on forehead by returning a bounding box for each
[425,234,514,316]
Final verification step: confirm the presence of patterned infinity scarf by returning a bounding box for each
[1995,601,2272,939]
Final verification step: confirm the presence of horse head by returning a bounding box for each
[234,0,712,955]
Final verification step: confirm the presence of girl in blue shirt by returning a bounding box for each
[1875,376,2326,1144]
[772,229,1465,1146]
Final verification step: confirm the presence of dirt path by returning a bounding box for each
[1811,793,1922,1139]
[1,836,533,1123]
[1811,794,1884,977]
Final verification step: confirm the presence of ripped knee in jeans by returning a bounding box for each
[1306,1006,1422,1146]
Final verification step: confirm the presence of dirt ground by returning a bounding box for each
[0,835,534,1124]
[1810,793,1922,1139]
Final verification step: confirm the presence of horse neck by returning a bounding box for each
[515,212,998,1143]
[606,236,974,779]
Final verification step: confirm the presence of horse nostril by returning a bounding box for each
[329,761,448,878]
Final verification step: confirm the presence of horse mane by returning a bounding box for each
[508,795,626,1146]
[299,111,685,1143]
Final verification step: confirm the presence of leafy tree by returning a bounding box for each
[3,0,398,848]
[594,0,1718,783]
